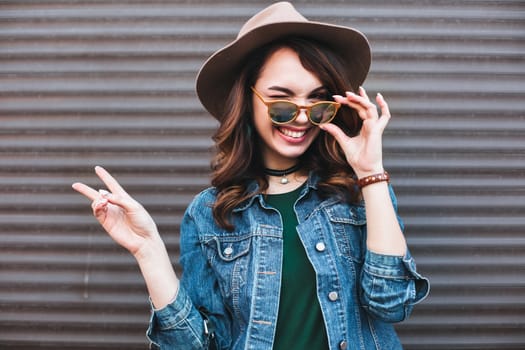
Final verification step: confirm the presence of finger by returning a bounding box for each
[95,166,129,196]
[338,92,378,121]
[72,182,100,201]
[92,198,109,220]
[92,197,108,212]
[341,91,376,110]
[94,167,143,213]
[100,190,142,215]
[376,93,392,127]
[358,86,371,102]
[376,93,390,117]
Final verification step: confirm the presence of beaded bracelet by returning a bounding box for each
[357,171,390,189]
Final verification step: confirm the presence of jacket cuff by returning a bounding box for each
[365,250,430,303]
[148,286,193,330]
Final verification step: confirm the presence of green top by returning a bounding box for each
[265,185,329,350]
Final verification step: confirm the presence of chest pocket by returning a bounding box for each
[201,235,252,301]
[324,203,366,263]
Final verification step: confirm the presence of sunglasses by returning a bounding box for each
[251,87,341,125]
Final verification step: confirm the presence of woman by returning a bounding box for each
[73,2,429,349]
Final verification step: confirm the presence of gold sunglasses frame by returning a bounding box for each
[251,87,340,125]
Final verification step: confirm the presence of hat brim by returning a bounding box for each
[196,21,371,120]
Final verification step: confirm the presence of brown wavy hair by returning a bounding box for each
[211,37,363,231]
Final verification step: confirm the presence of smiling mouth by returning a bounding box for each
[278,127,308,138]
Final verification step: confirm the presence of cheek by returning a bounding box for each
[252,107,273,134]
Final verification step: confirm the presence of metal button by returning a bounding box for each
[339,340,348,350]
[328,291,338,301]
[223,247,233,256]
[315,242,326,252]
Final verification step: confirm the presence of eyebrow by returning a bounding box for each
[267,85,327,96]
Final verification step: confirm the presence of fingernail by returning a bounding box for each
[99,189,110,197]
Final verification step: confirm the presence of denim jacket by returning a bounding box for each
[147,173,430,350]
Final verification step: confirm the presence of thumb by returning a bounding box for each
[101,190,142,214]
[319,123,349,146]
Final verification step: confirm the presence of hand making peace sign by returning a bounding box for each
[72,166,159,257]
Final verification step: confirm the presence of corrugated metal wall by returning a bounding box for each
[1,1,524,349]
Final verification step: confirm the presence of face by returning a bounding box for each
[252,47,326,169]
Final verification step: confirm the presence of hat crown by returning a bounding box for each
[196,2,371,120]
[238,2,307,38]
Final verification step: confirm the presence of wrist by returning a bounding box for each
[133,235,180,310]
[133,236,167,263]
[357,171,389,189]
[354,165,384,180]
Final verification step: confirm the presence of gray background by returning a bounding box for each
[1,0,524,349]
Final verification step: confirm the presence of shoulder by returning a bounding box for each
[185,186,217,217]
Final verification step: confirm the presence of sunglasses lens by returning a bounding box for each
[268,102,298,124]
[310,103,338,124]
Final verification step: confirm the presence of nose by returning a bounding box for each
[295,107,309,124]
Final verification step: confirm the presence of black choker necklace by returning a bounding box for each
[264,163,302,184]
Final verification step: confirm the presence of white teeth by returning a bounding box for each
[279,128,306,138]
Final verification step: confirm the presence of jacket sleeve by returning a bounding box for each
[359,249,430,323]
[359,185,430,323]
[146,195,232,349]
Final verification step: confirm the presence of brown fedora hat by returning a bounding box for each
[196,1,371,121]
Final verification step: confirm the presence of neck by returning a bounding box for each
[263,163,302,177]
[263,163,302,185]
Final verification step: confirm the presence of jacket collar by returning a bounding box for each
[233,171,319,213]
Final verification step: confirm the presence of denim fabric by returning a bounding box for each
[147,173,430,350]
